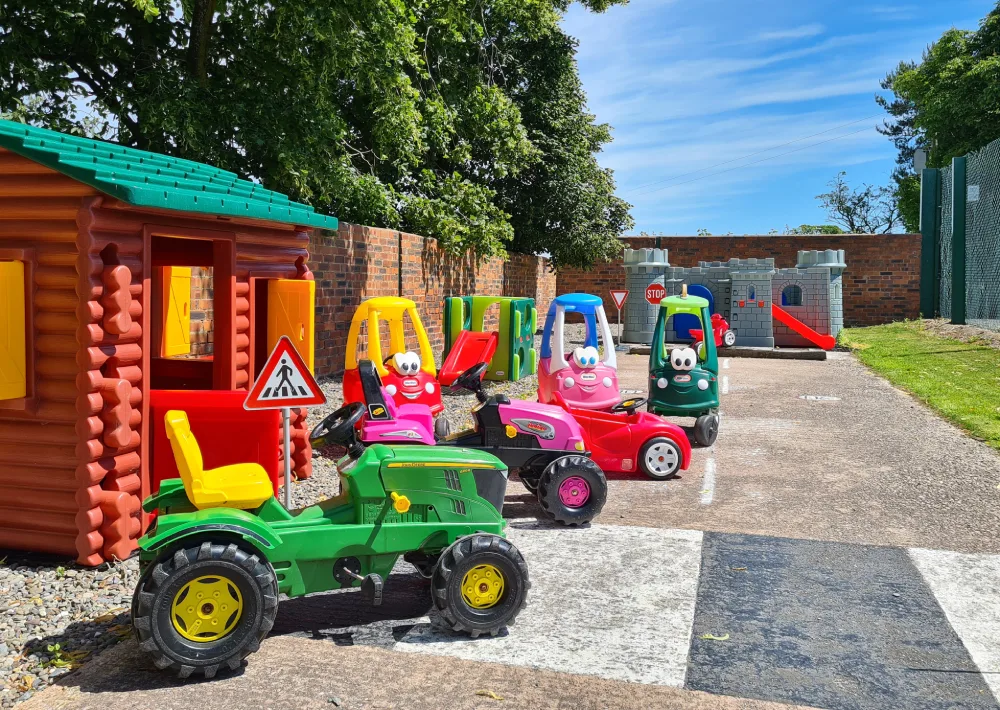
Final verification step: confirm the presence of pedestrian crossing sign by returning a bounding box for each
[244,336,326,410]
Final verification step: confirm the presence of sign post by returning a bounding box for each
[610,289,629,351]
[245,336,326,508]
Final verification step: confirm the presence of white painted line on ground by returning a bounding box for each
[909,548,1000,702]
[721,375,729,395]
[397,524,704,687]
[700,458,716,505]
[722,358,730,369]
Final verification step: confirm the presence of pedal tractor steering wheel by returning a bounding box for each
[611,397,648,415]
[310,402,366,459]
[454,362,489,402]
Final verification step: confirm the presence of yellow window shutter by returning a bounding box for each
[161,266,192,357]
[0,261,26,400]
[267,279,315,371]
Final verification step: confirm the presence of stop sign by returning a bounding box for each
[645,283,666,305]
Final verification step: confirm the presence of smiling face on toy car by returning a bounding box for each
[670,347,697,371]
[383,351,436,401]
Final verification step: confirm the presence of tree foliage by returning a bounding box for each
[816,172,901,234]
[0,0,633,266]
[783,224,844,235]
[878,2,1000,230]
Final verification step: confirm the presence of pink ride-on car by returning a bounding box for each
[538,293,620,411]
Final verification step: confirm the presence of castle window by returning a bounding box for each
[748,285,756,301]
[782,284,803,306]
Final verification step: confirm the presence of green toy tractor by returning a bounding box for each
[647,292,721,446]
[131,403,529,678]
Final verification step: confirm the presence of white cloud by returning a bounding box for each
[754,23,826,42]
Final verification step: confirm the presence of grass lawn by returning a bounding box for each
[841,321,1000,451]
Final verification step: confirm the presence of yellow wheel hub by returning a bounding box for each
[461,564,505,609]
[171,575,243,642]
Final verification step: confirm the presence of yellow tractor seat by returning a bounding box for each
[164,410,274,510]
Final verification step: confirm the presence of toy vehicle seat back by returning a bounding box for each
[164,410,273,510]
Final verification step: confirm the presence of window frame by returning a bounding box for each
[0,247,36,412]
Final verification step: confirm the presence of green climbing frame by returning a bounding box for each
[443,296,537,381]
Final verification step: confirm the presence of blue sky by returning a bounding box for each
[562,0,995,235]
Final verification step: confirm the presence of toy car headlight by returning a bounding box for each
[657,377,668,389]
[564,377,575,388]
[697,379,709,391]
[570,438,585,452]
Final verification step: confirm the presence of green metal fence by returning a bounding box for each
[920,136,1000,330]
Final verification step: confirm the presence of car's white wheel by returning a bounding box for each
[639,438,682,480]
[722,330,736,347]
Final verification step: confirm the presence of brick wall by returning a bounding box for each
[556,234,921,327]
[309,223,555,377]
[189,266,214,356]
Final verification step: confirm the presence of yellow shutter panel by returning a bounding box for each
[161,266,192,357]
[267,279,315,371]
[0,261,26,400]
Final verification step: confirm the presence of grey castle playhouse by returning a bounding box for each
[622,248,846,348]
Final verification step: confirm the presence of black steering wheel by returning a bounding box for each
[309,402,366,458]
[611,397,648,415]
[453,362,489,402]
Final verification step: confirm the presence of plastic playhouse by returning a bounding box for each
[0,119,334,564]
[622,248,844,351]
[538,293,620,411]
[443,296,537,382]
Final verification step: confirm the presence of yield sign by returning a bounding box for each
[245,336,326,410]
[610,289,629,311]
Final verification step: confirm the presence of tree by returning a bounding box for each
[878,2,1000,230]
[0,0,632,266]
[784,224,844,235]
[816,172,901,234]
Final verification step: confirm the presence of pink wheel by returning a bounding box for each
[557,476,591,508]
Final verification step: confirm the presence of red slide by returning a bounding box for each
[438,330,500,386]
[771,304,836,351]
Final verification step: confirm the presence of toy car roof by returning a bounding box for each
[351,297,418,319]
[660,294,710,310]
[548,293,604,314]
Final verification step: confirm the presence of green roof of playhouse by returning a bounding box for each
[0,119,337,230]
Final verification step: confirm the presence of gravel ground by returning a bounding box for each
[0,324,584,704]
[0,555,138,708]
[920,317,1000,349]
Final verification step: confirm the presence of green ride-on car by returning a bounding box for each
[648,290,721,446]
[131,404,529,677]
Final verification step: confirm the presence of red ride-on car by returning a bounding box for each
[690,313,736,351]
[552,394,691,480]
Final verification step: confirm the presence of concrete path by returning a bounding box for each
[22,352,1000,709]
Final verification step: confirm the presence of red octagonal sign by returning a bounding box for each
[645,283,666,305]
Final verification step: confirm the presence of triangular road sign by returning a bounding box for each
[610,289,629,310]
[245,336,326,410]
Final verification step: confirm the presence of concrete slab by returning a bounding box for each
[686,532,999,710]
[397,524,703,687]
[909,547,1000,701]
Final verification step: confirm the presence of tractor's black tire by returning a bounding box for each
[520,475,539,494]
[132,541,278,678]
[638,437,683,480]
[694,413,720,447]
[536,456,607,526]
[431,534,529,637]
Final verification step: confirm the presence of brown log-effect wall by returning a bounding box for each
[0,148,103,561]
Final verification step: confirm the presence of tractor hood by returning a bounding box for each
[373,443,507,471]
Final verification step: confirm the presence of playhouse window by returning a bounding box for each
[782,285,803,307]
[748,285,756,301]
[157,266,214,358]
[0,260,26,401]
